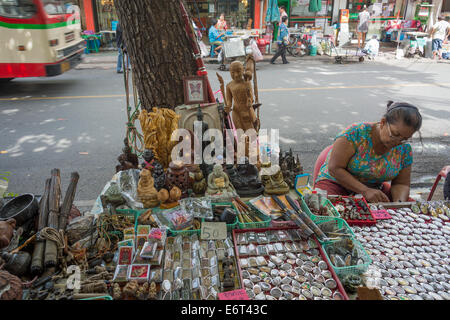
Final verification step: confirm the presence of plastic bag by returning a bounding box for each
[250,40,263,61]
[179,197,213,220]
[199,40,209,58]
[117,169,143,209]
[162,207,193,230]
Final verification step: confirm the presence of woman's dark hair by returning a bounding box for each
[385,101,422,132]
[211,18,218,26]
[280,6,286,11]
[281,15,288,23]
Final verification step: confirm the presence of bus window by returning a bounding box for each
[0,0,37,18]
[42,0,74,15]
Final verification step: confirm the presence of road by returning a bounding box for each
[1,55,449,205]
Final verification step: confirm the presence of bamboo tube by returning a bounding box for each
[59,172,80,231]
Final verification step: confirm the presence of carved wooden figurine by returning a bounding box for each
[137,169,160,208]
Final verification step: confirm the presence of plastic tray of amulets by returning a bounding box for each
[232,227,349,300]
[352,207,450,300]
[328,195,377,226]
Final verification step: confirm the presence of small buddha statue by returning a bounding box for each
[235,157,264,197]
[222,264,235,291]
[192,167,207,195]
[148,281,157,300]
[165,161,190,198]
[137,169,160,208]
[206,164,236,196]
[262,165,290,195]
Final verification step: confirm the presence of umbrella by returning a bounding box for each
[265,0,280,23]
[309,0,322,13]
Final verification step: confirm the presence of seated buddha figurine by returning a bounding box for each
[235,157,264,197]
[206,164,236,196]
[261,164,290,196]
[137,169,160,208]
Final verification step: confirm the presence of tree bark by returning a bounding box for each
[115,0,199,110]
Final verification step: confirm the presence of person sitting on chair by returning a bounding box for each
[209,18,225,57]
[314,101,422,203]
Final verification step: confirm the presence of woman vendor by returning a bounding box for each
[315,101,422,203]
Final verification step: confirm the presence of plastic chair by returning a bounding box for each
[312,145,333,187]
[210,44,218,57]
[427,165,450,201]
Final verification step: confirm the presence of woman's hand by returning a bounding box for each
[362,188,390,203]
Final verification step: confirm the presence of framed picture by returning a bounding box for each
[183,75,208,105]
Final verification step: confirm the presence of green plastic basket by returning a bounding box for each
[233,202,271,229]
[321,236,372,278]
[80,295,113,300]
[314,216,372,278]
[295,191,341,223]
[116,208,147,233]
[314,216,357,244]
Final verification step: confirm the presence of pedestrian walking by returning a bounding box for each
[357,5,370,48]
[270,15,289,64]
[116,21,130,74]
[279,6,288,25]
[430,15,450,60]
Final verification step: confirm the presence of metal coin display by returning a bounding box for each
[234,228,347,300]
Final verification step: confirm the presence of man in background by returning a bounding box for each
[357,5,370,48]
[430,15,450,60]
[270,15,289,64]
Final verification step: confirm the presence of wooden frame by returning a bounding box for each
[183,75,208,104]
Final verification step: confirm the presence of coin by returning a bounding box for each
[383,287,396,296]
[429,292,443,300]
[332,292,344,300]
[321,287,332,297]
[403,286,417,294]
[393,286,405,295]
[301,289,313,299]
[324,278,337,289]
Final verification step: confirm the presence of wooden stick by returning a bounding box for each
[45,168,61,268]
[59,172,80,231]
[11,234,36,254]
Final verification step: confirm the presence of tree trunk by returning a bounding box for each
[115,0,199,110]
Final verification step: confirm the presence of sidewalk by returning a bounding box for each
[76,45,450,70]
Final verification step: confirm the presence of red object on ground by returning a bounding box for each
[428,165,450,201]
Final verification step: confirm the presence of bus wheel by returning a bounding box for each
[0,78,14,83]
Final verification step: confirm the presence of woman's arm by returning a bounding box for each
[390,166,411,202]
[328,137,390,202]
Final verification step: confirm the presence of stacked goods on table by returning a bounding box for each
[234,227,348,300]
[160,233,237,300]
[353,205,450,300]
[410,201,450,222]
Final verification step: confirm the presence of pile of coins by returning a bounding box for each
[353,207,450,300]
[236,228,347,300]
